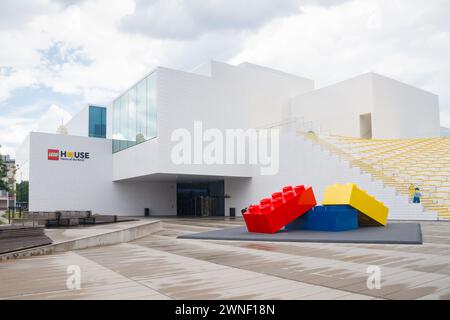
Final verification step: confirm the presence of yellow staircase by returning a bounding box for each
[301,133,450,220]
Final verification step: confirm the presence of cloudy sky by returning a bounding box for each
[0,0,449,156]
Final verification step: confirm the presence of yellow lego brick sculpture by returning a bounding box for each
[322,183,388,226]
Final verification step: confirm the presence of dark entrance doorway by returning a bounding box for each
[360,113,373,139]
[177,181,225,217]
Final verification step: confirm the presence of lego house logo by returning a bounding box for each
[48,149,90,162]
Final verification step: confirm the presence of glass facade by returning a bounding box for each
[113,71,157,153]
[177,181,225,217]
[88,106,107,138]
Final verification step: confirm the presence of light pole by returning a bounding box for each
[17,164,21,214]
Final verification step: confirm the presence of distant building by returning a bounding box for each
[0,155,15,210]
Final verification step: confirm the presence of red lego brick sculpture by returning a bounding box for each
[243,185,317,234]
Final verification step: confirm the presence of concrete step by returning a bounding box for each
[308,136,438,221]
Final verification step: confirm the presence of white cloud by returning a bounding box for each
[0,69,36,102]
[34,104,72,132]
[230,0,450,127]
[120,0,303,39]
[0,104,72,157]
[1,0,300,107]
[0,0,157,105]
[0,0,449,159]
[0,0,58,30]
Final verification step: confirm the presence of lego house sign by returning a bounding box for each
[48,149,90,162]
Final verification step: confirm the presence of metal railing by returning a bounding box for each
[257,116,332,136]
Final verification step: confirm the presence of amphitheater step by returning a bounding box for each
[302,132,449,221]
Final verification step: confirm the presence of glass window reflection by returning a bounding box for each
[112,71,157,153]
[88,106,107,139]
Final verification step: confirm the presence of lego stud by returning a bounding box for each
[283,190,294,201]
[272,198,283,208]
[272,192,283,200]
[260,198,272,207]
[259,205,272,215]
[294,185,305,195]
[248,205,260,215]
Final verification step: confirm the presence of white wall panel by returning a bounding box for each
[290,73,440,139]
[371,73,440,139]
[290,73,374,137]
[113,61,313,181]
[65,106,89,137]
[28,132,176,216]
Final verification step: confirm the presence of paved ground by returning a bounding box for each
[43,219,145,244]
[1,218,450,300]
[0,212,8,225]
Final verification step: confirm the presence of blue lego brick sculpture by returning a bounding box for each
[285,205,358,231]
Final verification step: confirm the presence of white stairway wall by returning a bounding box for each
[312,144,438,220]
[225,131,438,221]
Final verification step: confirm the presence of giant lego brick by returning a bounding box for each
[285,205,358,231]
[243,185,317,234]
[322,183,388,226]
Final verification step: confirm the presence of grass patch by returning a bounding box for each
[0,211,10,224]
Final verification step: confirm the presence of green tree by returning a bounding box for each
[0,151,9,192]
[16,181,28,203]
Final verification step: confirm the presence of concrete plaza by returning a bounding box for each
[1,218,449,300]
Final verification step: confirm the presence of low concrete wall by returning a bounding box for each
[0,220,161,261]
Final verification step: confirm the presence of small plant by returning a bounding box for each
[0,211,6,225]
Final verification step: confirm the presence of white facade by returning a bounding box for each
[290,73,440,139]
[16,61,442,219]
[16,132,176,215]
[65,106,89,137]
[114,61,314,181]
[224,130,436,220]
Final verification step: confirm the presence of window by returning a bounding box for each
[147,74,157,139]
[112,71,158,153]
[112,100,120,152]
[136,79,147,143]
[88,106,107,138]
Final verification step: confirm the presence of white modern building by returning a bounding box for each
[289,72,440,139]
[16,61,442,219]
